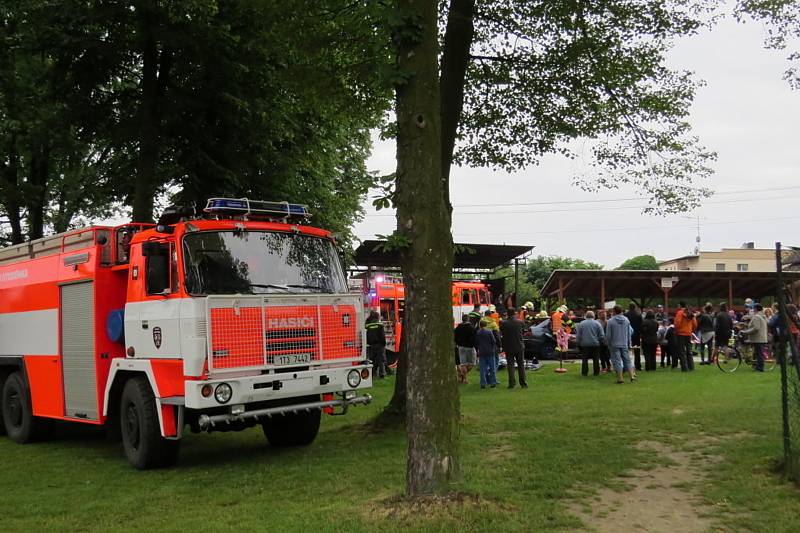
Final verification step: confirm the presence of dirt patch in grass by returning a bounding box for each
[569,440,716,532]
[487,443,515,463]
[361,492,515,528]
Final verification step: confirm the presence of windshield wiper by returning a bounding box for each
[285,284,334,293]
[247,283,290,291]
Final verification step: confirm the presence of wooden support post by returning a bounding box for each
[728,279,733,309]
[514,258,520,308]
[600,277,606,310]
[558,278,564,302]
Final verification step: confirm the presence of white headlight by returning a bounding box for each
[214,382,233,404]
[347,369,361,388]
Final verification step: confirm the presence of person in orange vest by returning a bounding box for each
[552,304,569,353]
[488,304,501,327]
[674,301,698,371]
[519,301,533,321]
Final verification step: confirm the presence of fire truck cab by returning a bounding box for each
[0,198,372,469]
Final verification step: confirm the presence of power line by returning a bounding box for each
[363,194,799,217]
[357,214,800,240]
[363,184,800,214]
[454,185,800,208]
[448,215,800,237]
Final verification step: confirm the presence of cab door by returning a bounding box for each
[124,240,182,358]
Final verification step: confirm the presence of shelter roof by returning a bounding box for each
[540,269,800,300]
[352,240,533,271]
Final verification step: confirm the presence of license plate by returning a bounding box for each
[274,353,311,366]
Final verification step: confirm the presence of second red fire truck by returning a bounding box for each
[363,275,491,352]
[0,198,372,469]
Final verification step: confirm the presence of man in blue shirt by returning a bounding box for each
[475,319,498,389]
[605,305,636,384]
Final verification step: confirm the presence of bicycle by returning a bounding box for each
[716,333,776,373]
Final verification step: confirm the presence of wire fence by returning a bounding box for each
[776,243,800,481]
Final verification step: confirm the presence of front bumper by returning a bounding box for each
[184,364,372,409]
[197,393,372,430]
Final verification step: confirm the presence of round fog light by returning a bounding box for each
[201,384,213,398]
[347,369,361,388]
[360,368,370,380]
[214,382,233,404]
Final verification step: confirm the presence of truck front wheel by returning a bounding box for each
[120,376,180,469]
[2,371,46,443]
[261,395,322,447]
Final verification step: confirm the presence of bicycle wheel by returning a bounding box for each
[716,346,741,373]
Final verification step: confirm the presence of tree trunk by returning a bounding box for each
[27,143,49,240]
[0,137,24,244]
[381,0,476,424]
[439,0,475,189]
[374,330,407,427]
[394,0,459,496]
[132,2,160,223]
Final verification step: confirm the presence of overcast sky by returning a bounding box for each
[353,8,800,269]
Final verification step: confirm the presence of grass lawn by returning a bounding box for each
[2,362,799,532]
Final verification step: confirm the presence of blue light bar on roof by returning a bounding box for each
[204,198,311,219]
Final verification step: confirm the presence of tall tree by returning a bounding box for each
[381,3,719,439]
[1,1,390,244]
[393,0,459,495]
[0,0,118,242]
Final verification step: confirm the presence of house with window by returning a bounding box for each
[658,244,777,272]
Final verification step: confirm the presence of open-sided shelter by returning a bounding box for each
[540,269,800,312]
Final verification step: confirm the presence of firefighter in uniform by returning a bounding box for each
[365,310,387,378]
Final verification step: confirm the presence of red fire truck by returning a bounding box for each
[0,198,372,469]
[363,275,491,353]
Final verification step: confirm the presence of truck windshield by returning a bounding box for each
[183,231,347,295]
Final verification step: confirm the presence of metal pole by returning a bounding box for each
[776,242,792,463]
[514,258,520,308]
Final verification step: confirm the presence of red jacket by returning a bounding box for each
[674,309,697,336]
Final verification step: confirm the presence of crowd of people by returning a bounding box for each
[363,297,800,388]
[572,298,799,378]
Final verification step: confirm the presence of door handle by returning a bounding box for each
[142,320,149,329]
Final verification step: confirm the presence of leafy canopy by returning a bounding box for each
[0,0,392,247]
[457,1,719,214]
[737,0,800,88]
[525,255,604,292]
[617,254,660,270]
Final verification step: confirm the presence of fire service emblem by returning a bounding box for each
[152,326,162,349]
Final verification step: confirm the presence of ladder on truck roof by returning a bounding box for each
[0,226,112,266]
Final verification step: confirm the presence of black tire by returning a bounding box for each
[716,346,740,373]
[2,371,46,443]
[261,395,322,447]
[119,376,180,469]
